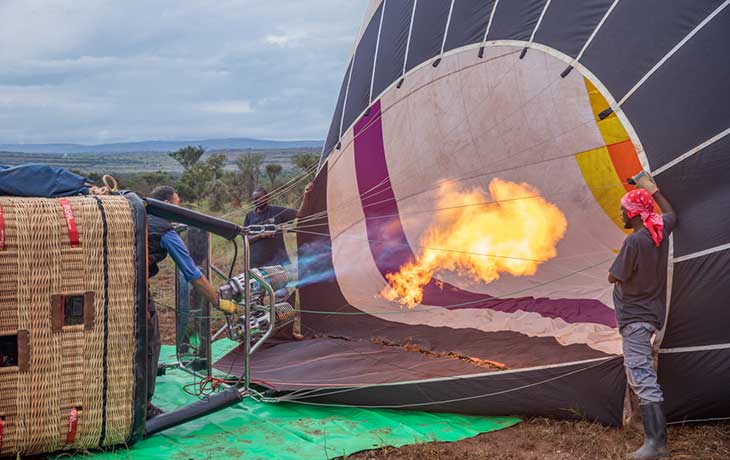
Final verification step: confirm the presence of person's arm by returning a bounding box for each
[191,277,219,305]
[248,233,273,242]
[652,191,676,221]
[633,171,677,221]
[297,182,314,217]
[160,231,219,305]
[608,239,637,286]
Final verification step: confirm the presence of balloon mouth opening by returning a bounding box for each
[381,178,568,308]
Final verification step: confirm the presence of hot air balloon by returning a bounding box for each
[227,0,730,426]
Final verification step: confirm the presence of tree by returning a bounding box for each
[235,153,263,199]
[176,153,226,202]
[207,179,230,212]
[168,145,205,171]
[292,153,319,175]
[121,171,175,196]
[217,171,241,208]
[265,163,283,189]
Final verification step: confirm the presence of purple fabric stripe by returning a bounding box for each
[352,100,617,328]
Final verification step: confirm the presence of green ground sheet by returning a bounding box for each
[71,342,520,460]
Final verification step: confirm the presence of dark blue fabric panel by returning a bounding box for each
[0,164,88,197]
[622,5,730,170]
[342,3,383,134]
[662,248,730,349]
[443,0,494,52]
[322,60,351,160]
[486,0,547,42]
[657,135,730,258]
[659,348,730,422]
[581,0,724,100]
[405,0,451,72]
[372,0,414,98]
[533,0,613,58]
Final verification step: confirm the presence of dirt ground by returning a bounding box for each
[351,417,730,460]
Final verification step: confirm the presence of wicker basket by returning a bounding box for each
[0,194,147,457]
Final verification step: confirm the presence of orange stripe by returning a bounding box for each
[607,140,642,193]
[576,146,629,232]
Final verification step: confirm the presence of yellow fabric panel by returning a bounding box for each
[576,145,630,233]
[585,79,629,145]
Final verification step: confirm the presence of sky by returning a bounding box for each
[0,0,369,144]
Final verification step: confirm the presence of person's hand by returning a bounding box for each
[218,299,238,314]
[631,171,659,194]
[303,182,314,196]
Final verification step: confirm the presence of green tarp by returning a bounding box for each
[75,343,520,460]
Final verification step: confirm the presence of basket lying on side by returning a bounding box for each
[0,194,147,457]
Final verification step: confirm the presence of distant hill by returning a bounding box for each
[0,137,323,154]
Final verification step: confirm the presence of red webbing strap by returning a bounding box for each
[58,199,80,247]
[65,407,78,444]
[0,206,5,250]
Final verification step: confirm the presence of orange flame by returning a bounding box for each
[381,178,567,307]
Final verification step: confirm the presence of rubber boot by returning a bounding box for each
[627,402,670,459]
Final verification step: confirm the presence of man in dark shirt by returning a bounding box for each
[608,172,676,460]
[244,184,312,267]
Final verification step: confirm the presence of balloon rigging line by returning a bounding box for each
[288,112,619,231]
[284,50,610,231]
[324,49,523,176]
[152,251,614,320]
[222,161,319,218]
[289,227,551,262]
[230,162,315,216]
[267,357,615,406]
[223,164,317,219]
[305,118,613,243]
[290,175,393,226]
[290,72,617,233]
[286,178,630,232]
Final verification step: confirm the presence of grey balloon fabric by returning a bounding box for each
[306,0,730,424]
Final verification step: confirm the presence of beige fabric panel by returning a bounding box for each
[326,130,363,241]
[379,46,624,302]
[326,44,625,355]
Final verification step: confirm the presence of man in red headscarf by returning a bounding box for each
[609,171,676,460]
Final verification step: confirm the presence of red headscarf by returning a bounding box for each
[621,189,664,247]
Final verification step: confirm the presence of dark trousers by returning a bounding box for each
[147,305,161,402]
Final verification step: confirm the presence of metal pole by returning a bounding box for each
[242,233,251,393]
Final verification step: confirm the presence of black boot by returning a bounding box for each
[628,402,670,459]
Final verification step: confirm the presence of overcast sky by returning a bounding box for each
[0,0,368,144]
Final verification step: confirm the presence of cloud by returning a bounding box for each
[264,33,307,47]
[199,99,254,114]
[0,0,368,144]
